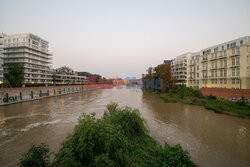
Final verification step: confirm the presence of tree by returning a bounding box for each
[2,79,11,88]
[153,64,176,92]
[18,143,49,167]
[143,64,176,93]
[4,63,24,87]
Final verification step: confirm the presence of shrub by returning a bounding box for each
[207,95,216,100]
[238,96,246,106]
[178,89,184,99]
[19,103,196,167]
[18,143,49,167]
[2,79,11,88]
[169,89,173,97]
[104,103,146,137]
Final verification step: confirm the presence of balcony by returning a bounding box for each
[201,58,208,63]
[188,76,195,79]
[210,66,218,70]
[201,76,208,79]
[210,56,218,61]
[3,43,51,55]
[230,52,240,57]
[227,74,240,78]
[218,54,227,59]
[229,64,240,68]
[218,65,227,69]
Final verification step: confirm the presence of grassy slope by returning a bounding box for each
[159,93,250,118]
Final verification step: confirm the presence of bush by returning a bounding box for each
[169,89,173,97]
[20,103,196,167]
[238,96,246,106]
[18,143,49,167]
[207,95,217,100]
[104,103,146,137]
[2,79,11,88]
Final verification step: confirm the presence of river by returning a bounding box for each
[0,87,249,167]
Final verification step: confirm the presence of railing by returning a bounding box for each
[230,52,240,57]
[229,64,240,68]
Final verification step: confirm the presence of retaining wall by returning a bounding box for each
[0,85,83,105]
[201,88,250,99]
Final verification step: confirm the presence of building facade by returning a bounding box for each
[187,36,250,89]
[163,60,171,65]
[2,33,53,84]
[0,33,6,83]
[53,66,86,84]
[187,52,201,89]
[171,53,191,86]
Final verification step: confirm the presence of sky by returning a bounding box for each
[0,0,250,78]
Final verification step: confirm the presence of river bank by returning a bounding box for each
[159,93,250,118]
[144,87,250,118]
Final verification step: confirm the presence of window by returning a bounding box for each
[236,68,240,76]
[232,68,235,76]
[236,57,240,65]
[224,59,227,67]
[240,40,243,46]
[220,70,223,77]
[236,48,240,54]
[220,60,223,67]
[232,79,235,84]
[232,58,235,66]
[227,44,230,49]
[236,79,240,84]
[197,73,199,78]
[212,71,214,77]
[212,80,214,84]
[197,65,199,70]
[205,80,207,84]
[224,70,227,77]
[202,80,204,84]
[197,80,199,84]
[220,79,223,84]
[232,48,235,54]
[222,46,224,50]
[224,79,227,84]
[190,80,192,84]
[224,51,227,56]
[215,79,217,84]
[215,70,217,77]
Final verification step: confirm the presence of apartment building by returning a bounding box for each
[53,66,86,84]
[0,33,6,83]
[171,53,191,86]
[187,36,250,89]
[187,52,201,89]
[2,33,53,84]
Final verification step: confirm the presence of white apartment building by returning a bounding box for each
[171,53,191,86]
[2,33,53,84]
[0,33,7,83]
[53,66,86,84]
[187,52,201,89]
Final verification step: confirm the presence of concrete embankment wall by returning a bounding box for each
[0,85,84,105]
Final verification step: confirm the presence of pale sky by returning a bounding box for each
[0,0,250,78]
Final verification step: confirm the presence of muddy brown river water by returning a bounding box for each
[0,87,249,167]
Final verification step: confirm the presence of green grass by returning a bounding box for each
[19,103,197,167]
[159,93,250,117]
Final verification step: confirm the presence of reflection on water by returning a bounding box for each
[0,87,249,167]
